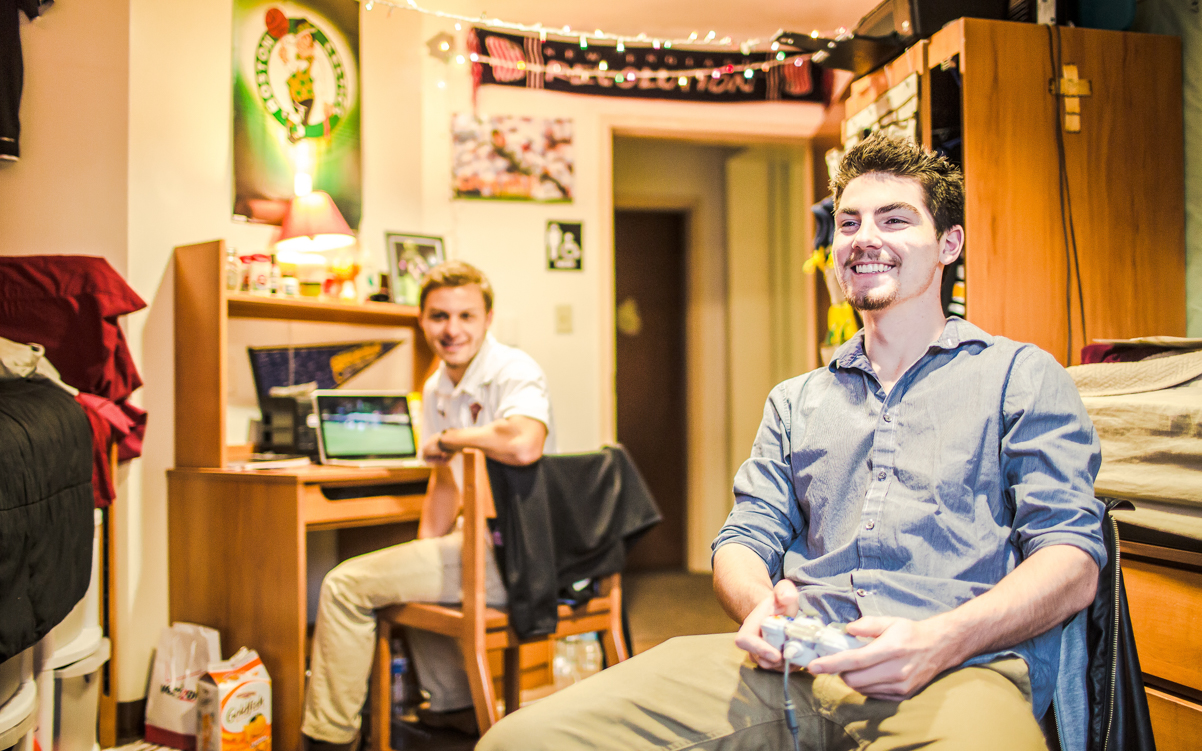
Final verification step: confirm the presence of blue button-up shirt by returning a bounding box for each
[713,318,1105,717]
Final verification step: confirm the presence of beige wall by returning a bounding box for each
[612,140,818,572]
[4,0,828,700]
[613,137,739,572]
[725,148,817,520]
[0,1,129,271]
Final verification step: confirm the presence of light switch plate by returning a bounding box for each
[555,304,573,334]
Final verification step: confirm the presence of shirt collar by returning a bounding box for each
[437,333,497,397]
[830,317,993,374]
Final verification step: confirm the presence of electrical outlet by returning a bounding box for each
[555,304,573,334]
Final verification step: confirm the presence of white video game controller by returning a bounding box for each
[760,614,870,668]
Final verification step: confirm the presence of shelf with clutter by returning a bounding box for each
[823,17,1185,366]
[174,238,435,471]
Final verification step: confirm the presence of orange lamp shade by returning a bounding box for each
[276,191,355,253]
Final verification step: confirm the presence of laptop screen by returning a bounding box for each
[314,392,417,461]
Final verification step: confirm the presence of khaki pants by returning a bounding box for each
[301,529,508,744]
[479,633,1047,750]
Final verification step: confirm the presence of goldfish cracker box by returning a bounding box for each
[197,648,272,751]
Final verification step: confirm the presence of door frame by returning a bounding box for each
[599,120,814,571]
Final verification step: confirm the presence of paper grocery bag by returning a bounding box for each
[145,622,222,749]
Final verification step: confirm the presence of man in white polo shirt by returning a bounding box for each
[302,261,554,751]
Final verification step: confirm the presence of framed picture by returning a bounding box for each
[385,233,445,306]
[451,114,574,202]
[546,221,583,270]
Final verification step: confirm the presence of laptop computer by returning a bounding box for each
[312,390,425,468]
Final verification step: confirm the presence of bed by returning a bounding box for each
[1071,349,1202,750]
[0,255,147,745]
[0,377,94,678]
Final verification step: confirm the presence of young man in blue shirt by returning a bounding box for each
[478,133,1104,750]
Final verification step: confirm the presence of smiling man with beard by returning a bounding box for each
[478,133,1105,751]
[302,261,554,750]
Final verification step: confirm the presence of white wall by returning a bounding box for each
[6,0,828,701]
[421,54,827,453]
[612,138,738,572]
[1132,2,1202,336]
[0,1,129,270]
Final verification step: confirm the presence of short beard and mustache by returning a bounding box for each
[839,253,899,312]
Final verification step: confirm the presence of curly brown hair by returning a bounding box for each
[419,260,495,312]
[831,132,965,237]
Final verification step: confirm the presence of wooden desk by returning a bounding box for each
[167,464,430,751]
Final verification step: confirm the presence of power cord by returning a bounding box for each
[783,662,803,751]
[1046,24,1088,363]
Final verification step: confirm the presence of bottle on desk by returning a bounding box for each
[225,247,242,292]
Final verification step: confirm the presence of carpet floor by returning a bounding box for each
[105,571,736,751]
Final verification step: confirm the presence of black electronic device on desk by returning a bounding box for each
[776,0,1007,76]
[260,395,319,457]
[246,339,404,457]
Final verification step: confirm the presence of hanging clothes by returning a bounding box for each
[0,255,148,507]
[1,0,53,160]
[485,446,661,639]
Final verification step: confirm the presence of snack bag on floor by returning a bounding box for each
[197,647,272,751]
[145,622,222,749]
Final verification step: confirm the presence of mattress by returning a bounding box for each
[1109,498,1202,552]
[1080,378,1202,508]
[0,378,94,664]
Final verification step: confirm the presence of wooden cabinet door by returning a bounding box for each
[951,20,1184,363]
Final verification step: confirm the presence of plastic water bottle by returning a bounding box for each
[578,632,602,677]
[225,247,242,292]
[391,655,410,719]
[552,633,603,690]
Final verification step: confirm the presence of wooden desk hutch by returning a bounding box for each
[168,240,438,751]
[839,18,1185,365]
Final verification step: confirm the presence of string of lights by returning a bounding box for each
[362,0,850,54]
[461,50,814,85]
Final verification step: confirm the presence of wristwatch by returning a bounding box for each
[437,430,451,453]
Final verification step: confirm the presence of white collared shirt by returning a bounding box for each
[422,334,556,453]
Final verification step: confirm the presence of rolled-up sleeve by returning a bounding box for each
[1002,347,1106,570]
[493,359,552,429]
[712,381,807,577]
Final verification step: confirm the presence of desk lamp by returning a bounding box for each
[275,190,355,254]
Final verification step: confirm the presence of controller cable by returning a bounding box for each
[782,660,803,751]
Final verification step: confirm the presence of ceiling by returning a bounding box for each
[402,0,882,48]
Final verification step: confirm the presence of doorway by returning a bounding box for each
[615,210,687,571]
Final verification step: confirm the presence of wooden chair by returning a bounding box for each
[369,449,629,748]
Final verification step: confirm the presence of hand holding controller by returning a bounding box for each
[760,614,870,669]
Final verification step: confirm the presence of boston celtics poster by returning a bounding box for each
[232,0,361,227]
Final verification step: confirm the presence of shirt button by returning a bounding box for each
[876,470,887,480]
[882,413,892,422]
[865,520,875,530]
[856,588,868,597]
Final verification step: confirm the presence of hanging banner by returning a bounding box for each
[232,1,361,227]
[468,28,826,104]
[248,340,401,404]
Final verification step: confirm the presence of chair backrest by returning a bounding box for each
[458,448,494,625]
[483,445,660,640]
